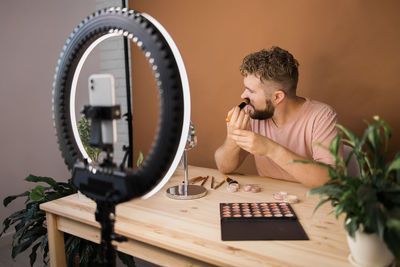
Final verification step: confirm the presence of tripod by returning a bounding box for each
[75,105,128,267]
[95,197,127,267]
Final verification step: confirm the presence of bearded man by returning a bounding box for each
[214,46,342,188]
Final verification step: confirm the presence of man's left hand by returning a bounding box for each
[230,129,271,156]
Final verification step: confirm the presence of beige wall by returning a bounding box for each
[130,0,400,175]
[0,1,97,224]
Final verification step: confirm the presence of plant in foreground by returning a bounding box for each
[294,116,400,259]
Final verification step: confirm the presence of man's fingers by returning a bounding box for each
[226,108,235,121]
[230,132,245,142]
[232,129,250,136]
[230,106,241,122]
[242,113,250,129]
[231,139,250,152]
[227,108,234,116]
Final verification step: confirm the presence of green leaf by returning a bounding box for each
[379,117,392,153]
[29,186,45,201]
[40,234,48,253]
[29,242,40,267]
[20,226,46,242]
[291,159,333,169]
[329,133,342,157]
[334,202,345,218]
[1,218,12,236]
[381,187,400,206]
[387,219,400,234]
[384,227,400,259]
[1,209,26,236]
[387,206,400,221]
[40,235,49,265]
[13,217,41,242]
[344,217,359,238]
[136,151,144,168]
[311,197,331,214]
[25,174,59,189]
[336,124,359,147]
[117,251,136,267]
[308,183,342,198]
[3,191,30,207]
[365,203,385,239]
[78,118,102,162]
[357,184,377,203]
[65,235,81,266]
[367,123,381,154]
[14,219,27,235]
[386,156,400,175]
[11,236,36,259]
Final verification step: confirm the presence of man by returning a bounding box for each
[214,46,341,188]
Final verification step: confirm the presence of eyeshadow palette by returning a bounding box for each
[220,202,309,241]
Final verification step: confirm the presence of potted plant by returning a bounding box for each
[295,116,400,266]
[0,118,137,266]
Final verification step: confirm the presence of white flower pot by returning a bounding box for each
[346,229,395,267]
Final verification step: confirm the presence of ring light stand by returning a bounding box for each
[52,7,191,266]
[166,121,207,199]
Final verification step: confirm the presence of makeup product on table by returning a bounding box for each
[273,191,299,203]
[200,176,209,186]
[226,185,239,193]
[226,178,239,192]
[220,202,308,241]
[189,176,205,184]
[225,98,250,122]
[273,191,288,200]
[243,184,252,192]
[285,195,299,203]
[226,177,238,185]
[213,179,225,190]
[211,176,215,189]
[243,184,261,193]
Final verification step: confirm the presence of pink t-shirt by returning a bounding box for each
[250,98,339,182]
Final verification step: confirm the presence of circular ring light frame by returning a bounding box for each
[52,7,190,200]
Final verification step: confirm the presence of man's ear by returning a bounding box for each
[272,90,286,105]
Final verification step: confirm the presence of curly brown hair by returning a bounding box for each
[240,47,299,94]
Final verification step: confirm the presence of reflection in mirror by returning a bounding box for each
[131,41,160,170]
[74,35,131,166]
[73,32,159,170]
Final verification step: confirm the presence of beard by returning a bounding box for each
[248,99,274,120]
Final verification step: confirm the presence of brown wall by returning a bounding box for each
[130,0,400,175]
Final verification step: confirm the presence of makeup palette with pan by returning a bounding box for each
[220,202,309,241]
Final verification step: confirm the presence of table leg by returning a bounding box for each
[46,212,67,267]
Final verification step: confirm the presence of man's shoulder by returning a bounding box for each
[306,98,337,117]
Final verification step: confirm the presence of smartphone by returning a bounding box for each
[88,74,117,145]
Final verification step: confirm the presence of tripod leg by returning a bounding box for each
[95,201,116,267]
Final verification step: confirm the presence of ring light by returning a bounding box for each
[52,7,191,201]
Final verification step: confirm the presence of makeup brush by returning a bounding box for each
[213,179,225,190]
[225,98,249,122]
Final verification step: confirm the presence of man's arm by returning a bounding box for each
[215,138,248,174]
[214,106,250,174]
[230,130,330,188]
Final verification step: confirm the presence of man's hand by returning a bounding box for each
[214,106,250,174]
[231,129,331,188]
[230,129,273,156]
[226,106,250,139]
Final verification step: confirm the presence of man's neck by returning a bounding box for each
[272,96,306,127]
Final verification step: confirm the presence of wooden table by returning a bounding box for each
[40,166,351,266]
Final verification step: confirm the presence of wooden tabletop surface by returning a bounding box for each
[41,165,351,266]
